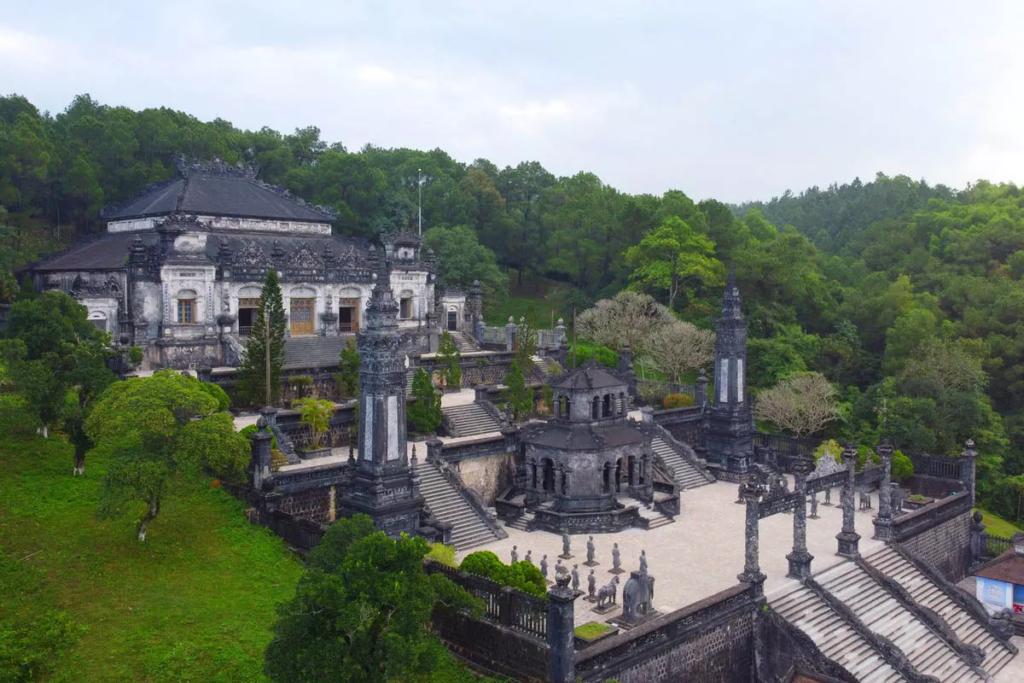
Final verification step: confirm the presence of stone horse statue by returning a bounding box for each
[596,576,620,609]
[622,571,655,620]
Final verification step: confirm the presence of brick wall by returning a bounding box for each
[899,508,972,582]
[575,584,757,683]
[277,486,335,524]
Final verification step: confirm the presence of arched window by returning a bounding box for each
[175,289,198,324]
[399,289,415,319]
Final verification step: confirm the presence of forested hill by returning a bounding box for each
[4,93,1024,520]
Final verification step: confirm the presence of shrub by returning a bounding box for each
[663,393,694,409]
[426,543,458,567]
[891,450,914,482]
[408,369,441,434]
[460,551,504,579]
[289,375,314,399]
[459,551,546,597]
[856,445,880,472]
[812,439,842,464]
[239,424,278,450]
[568,342,618,369]
[198,381,231,411]
[292,398,334,448]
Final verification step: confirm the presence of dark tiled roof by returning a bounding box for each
[974,549,1024,584]
[105,175,335,223]
[32,229,371,273]
[284,336,353,370]
[521,421,646,451]
[551,362,625,391]
[32,233,154,271]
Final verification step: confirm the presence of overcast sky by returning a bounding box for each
[1,1,1021,203]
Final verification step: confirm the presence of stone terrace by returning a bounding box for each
[458,475,884,625]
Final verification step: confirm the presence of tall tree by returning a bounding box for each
[238,268,286,406]
[86,370,249,540]
[264,515,483,683]
[437,331,462,389]
[575,291,675,357]
[754,372,839,437]
[506,360,532,422]
[625,216,724,311]
[643,321,716,383]
[408,369,441,435]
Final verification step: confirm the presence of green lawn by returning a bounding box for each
[574,621,614,639]
[975,507,1022,538]
[0,432,302,682]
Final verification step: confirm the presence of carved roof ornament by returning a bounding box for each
[216,237,233,264]
[175,154,258,179]
[271,240,286,261]
[236,239,271,268]
[287,244,325,271]
[322,243,335,264]
[808,448,844,479]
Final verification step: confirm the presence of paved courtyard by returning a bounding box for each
[459,477,886,625]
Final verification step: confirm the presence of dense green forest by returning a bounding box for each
[3,94,1024,519]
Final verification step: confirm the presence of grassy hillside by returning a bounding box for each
[0,427,302,682]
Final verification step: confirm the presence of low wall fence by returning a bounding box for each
[574,582,758,682]
[272,461,350,495]
[423,560,549,640]
[636,380,697,407]
[273,402,357,450]
[429,434,512,463]
[412,351,517,388]
[891,490,972,543]
[908,453,965,483]
[984,533,1013,559]
[258,508,326,552]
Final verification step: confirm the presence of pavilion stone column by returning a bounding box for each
[961,439,978,508]
[547,573,578,683]
[874,443,894,541]
[787,457,814,579]
[695,369,709,409]
[836,443,861,558]
[738,482,767,599]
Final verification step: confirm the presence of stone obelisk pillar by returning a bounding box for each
[738,482,767,598]
[787,457,814,579]
[873,443,894,541]
[836,443,861,558]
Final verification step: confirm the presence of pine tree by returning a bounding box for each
[408,368,441,434]
[438,330,462,388]
[238,268,286,406]
[334,337,360,397]
[506,360,532,421]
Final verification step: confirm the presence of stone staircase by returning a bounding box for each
[772,584,906,683]
[817,561,987,682]
[449,331,478,353]
[507,510,535,531]
[417,461,503,551]
[652,435,713,490]
[865,545,1017,678]
[443,403,502,437]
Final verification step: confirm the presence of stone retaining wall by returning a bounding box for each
[432,607,550,682]
[456,452,516,505]
[893,491,973,582]
[574,583,758,683]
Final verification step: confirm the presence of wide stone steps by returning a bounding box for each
[864,545,1017,678]
[449,331,478,353]
[416,462,501,551]
[817,561,987,683]
[772,585,905,683]
[443,403,502,437]
[651,436,712,490]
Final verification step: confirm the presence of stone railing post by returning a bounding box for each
[738,482,767,599]
[874,443,894,541]
[260,405,278,427]
[970,512,986,564]
[425,437,443,464]
[547,575,578,683]
[473,384,489,404]
[505,316,517,352]
[961,439,978,508]
[475,319,485,346]
[695,369,709,409]
[787,457,814,579]
[640,406,654,424]
[836,443,861,558]
[250,418,273,491]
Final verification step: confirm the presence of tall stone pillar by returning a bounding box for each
[249,418,273,491]
[554,317,566,350]
[970,511,986,565]
[836,443,861,558]
[787,457,814,579]
[874,443,894,541]
[505,316,517,352]
[695,369,709,409]
[547,574,578,683]
[961,439,978,508]
[738,482,766,598]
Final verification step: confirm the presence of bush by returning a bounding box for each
[891,450,914,482]
[568,342,618,369]
[856,445,880,472]
[239,424,278,450]
[812,439,842,464]
[459,551,546,597]
[408,369,441,434]
[663,393,694,409]
[197,381,231,411]
[426,543,458,567]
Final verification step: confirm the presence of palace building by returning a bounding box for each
[23,157,473,371]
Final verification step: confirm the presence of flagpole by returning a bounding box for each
[417,168,422,236]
